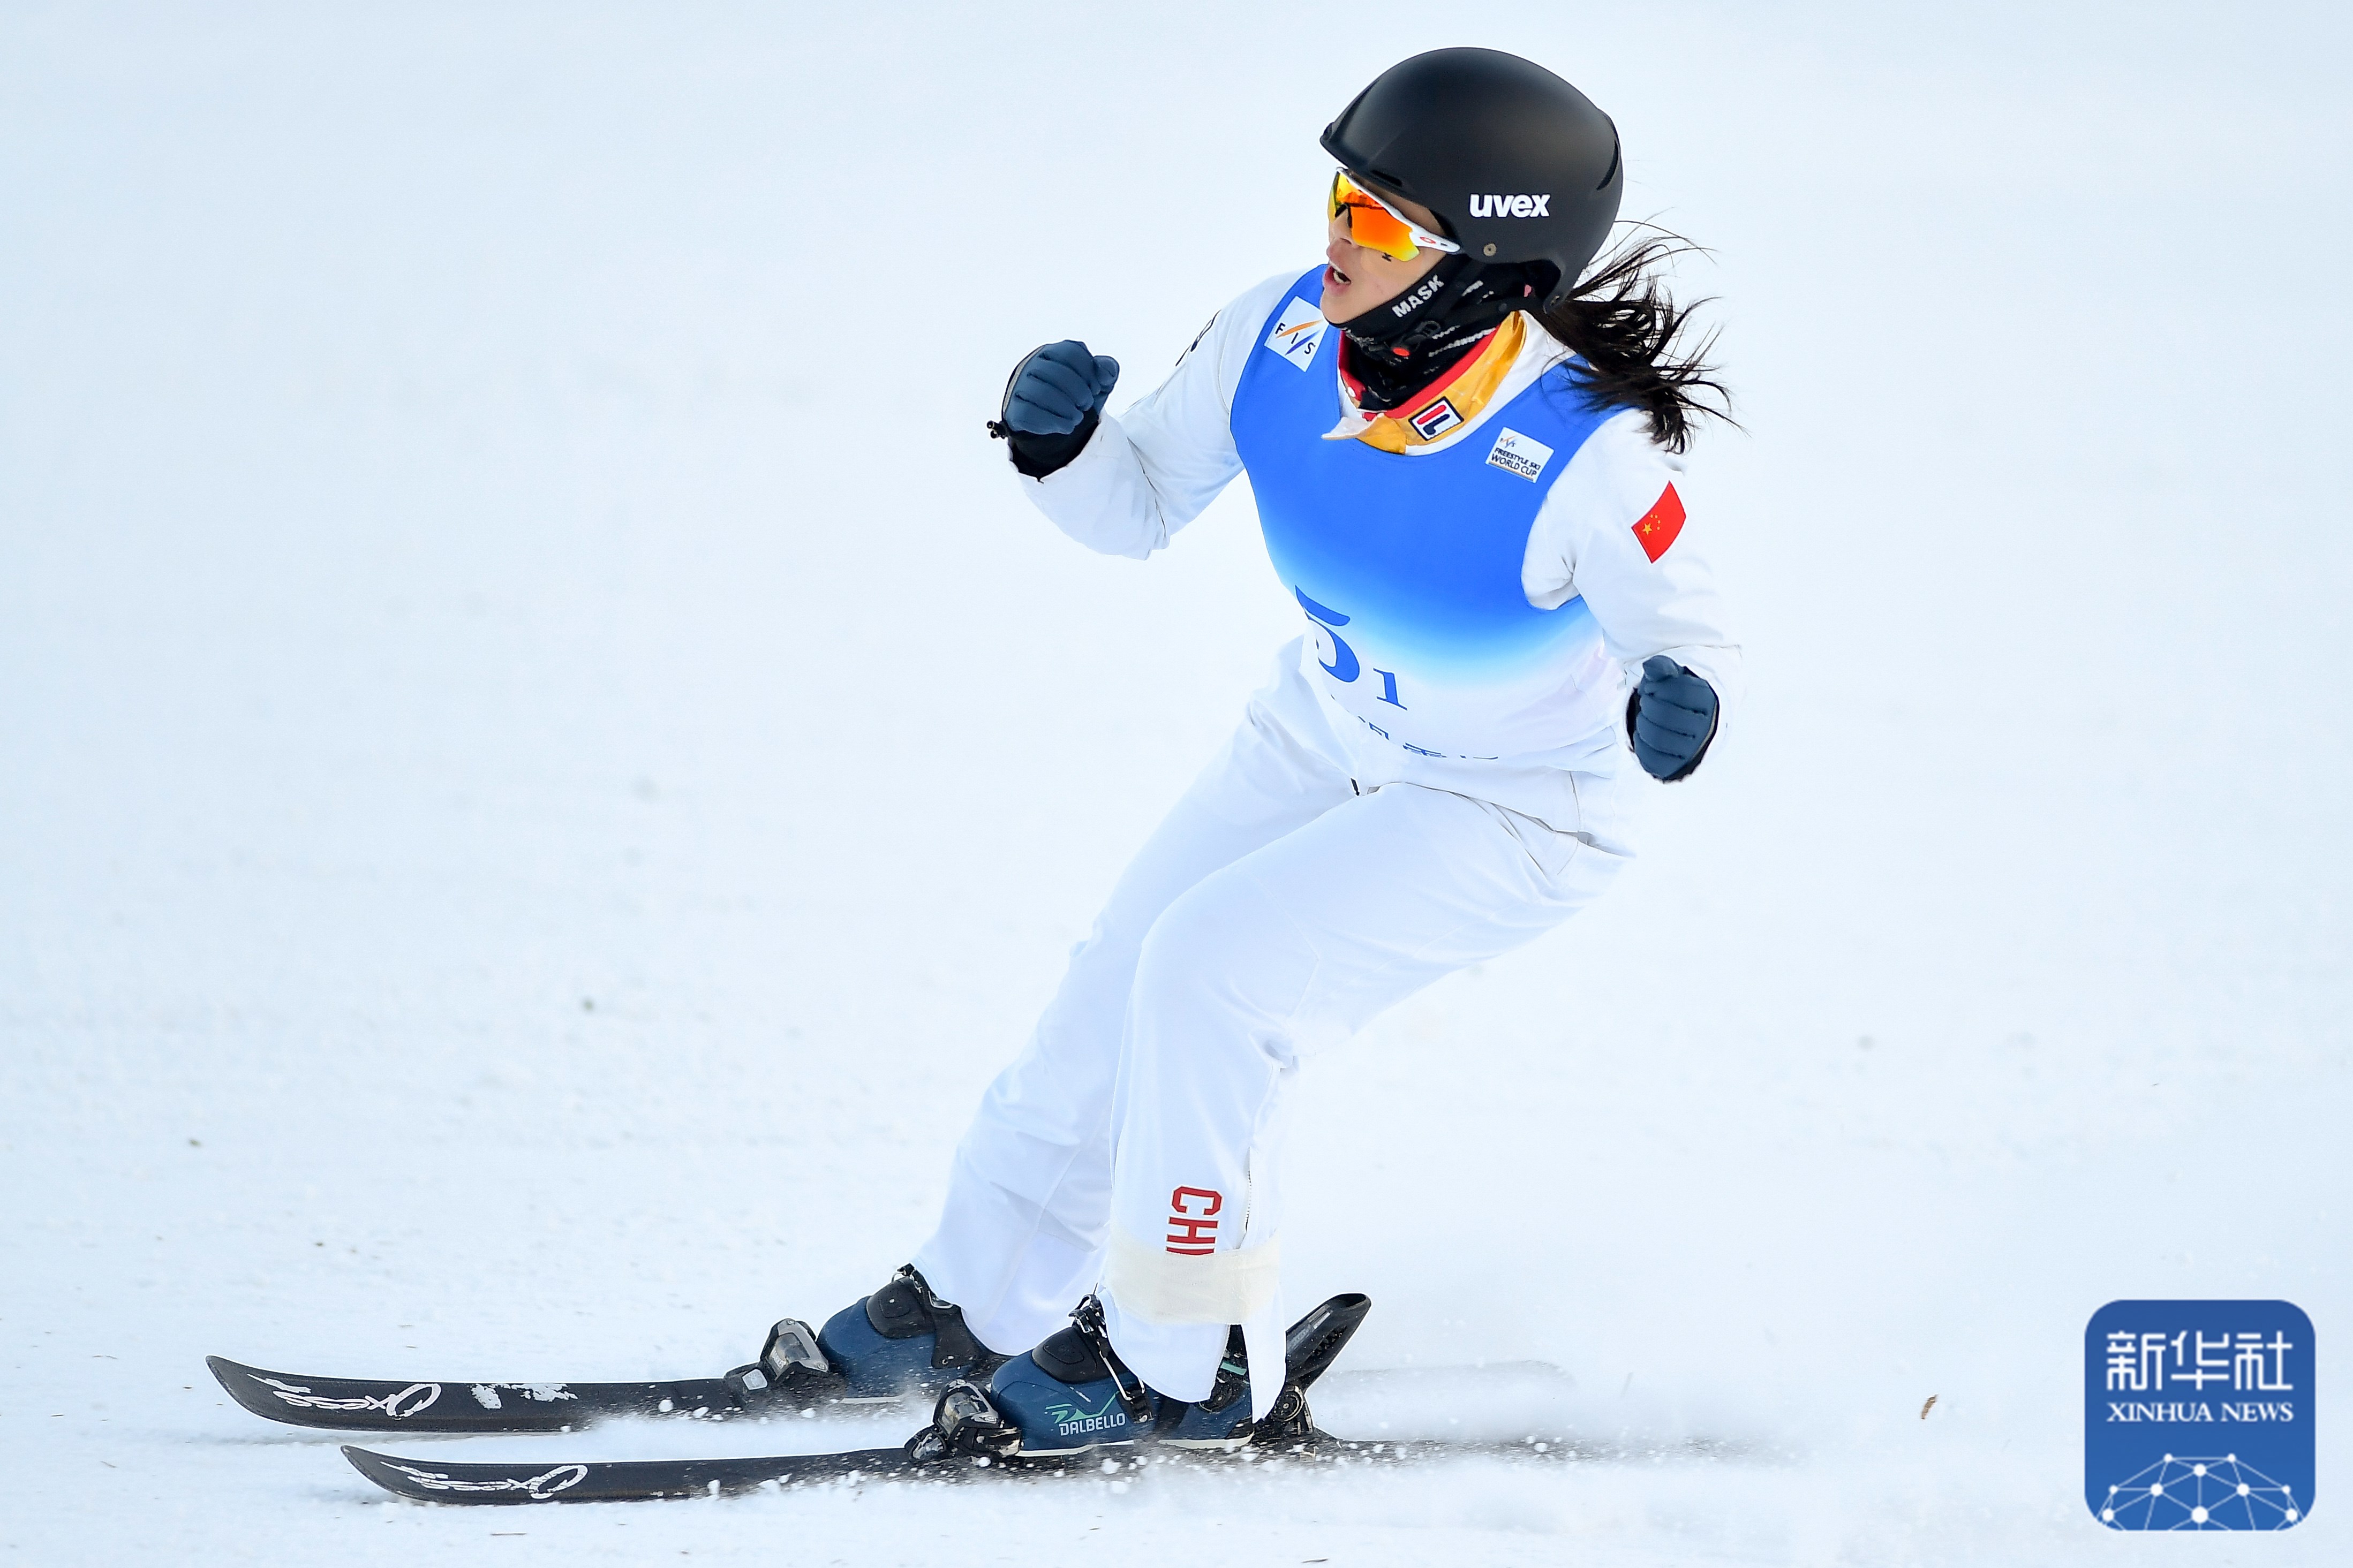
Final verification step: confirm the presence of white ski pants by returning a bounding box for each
[914,650,1638,1416]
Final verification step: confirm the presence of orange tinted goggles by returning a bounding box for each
[1328,170,1461,263]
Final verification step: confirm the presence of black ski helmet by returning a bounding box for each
[1321,48,1623,314]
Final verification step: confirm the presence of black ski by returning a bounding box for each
[207,1357,749,1433]
[342,1431,1437,1503]
[344,1441,969,1502]
[208,1316,847,1434]
[344,1294,1376,1505]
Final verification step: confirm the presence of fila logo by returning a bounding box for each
[1165,1186,1221,1255]
[1408,396,1462,441]
[1468,193,1552,218]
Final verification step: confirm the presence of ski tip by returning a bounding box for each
[341,1445,428,1499]
[341,1445,417,1494]
[206,1354,301,1421]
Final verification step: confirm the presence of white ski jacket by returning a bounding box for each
[1013,270,1743,812]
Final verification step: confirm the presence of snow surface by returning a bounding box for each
[3,2,2348,1562]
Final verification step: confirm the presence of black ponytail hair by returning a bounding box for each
[1534,224,1732,454]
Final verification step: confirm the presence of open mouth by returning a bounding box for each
[1328,264,1353,286]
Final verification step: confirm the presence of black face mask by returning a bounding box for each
[1338,254,1547,412]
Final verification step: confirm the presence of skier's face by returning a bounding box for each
[1321,179,1446,324]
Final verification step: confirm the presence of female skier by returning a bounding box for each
[786,46,1739,1455]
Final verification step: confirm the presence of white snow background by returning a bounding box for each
[3,2,2347,1563]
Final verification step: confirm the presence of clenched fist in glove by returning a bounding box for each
[1626,654,1719,781]
[990,340,1120,478]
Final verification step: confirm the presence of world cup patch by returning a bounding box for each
[1263,297,1329,370]
[1407,396,1462,441]
[1485,427,1554,481]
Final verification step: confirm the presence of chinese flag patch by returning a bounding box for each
[1632,483,1685,562]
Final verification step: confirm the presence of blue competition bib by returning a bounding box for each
[1230,269,1622,758]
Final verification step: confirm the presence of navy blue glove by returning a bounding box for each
[1627,655,1719,782]
[1001,340,1119,435]
[991,340,1119,480]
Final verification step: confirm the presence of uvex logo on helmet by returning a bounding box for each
[1468,193,1552,218]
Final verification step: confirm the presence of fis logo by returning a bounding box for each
[1264,296,1329,369]
[1468,193,1552,218]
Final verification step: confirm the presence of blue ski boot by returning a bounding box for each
[806,1264,1002,1401]
[915,1294,1337,1460]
